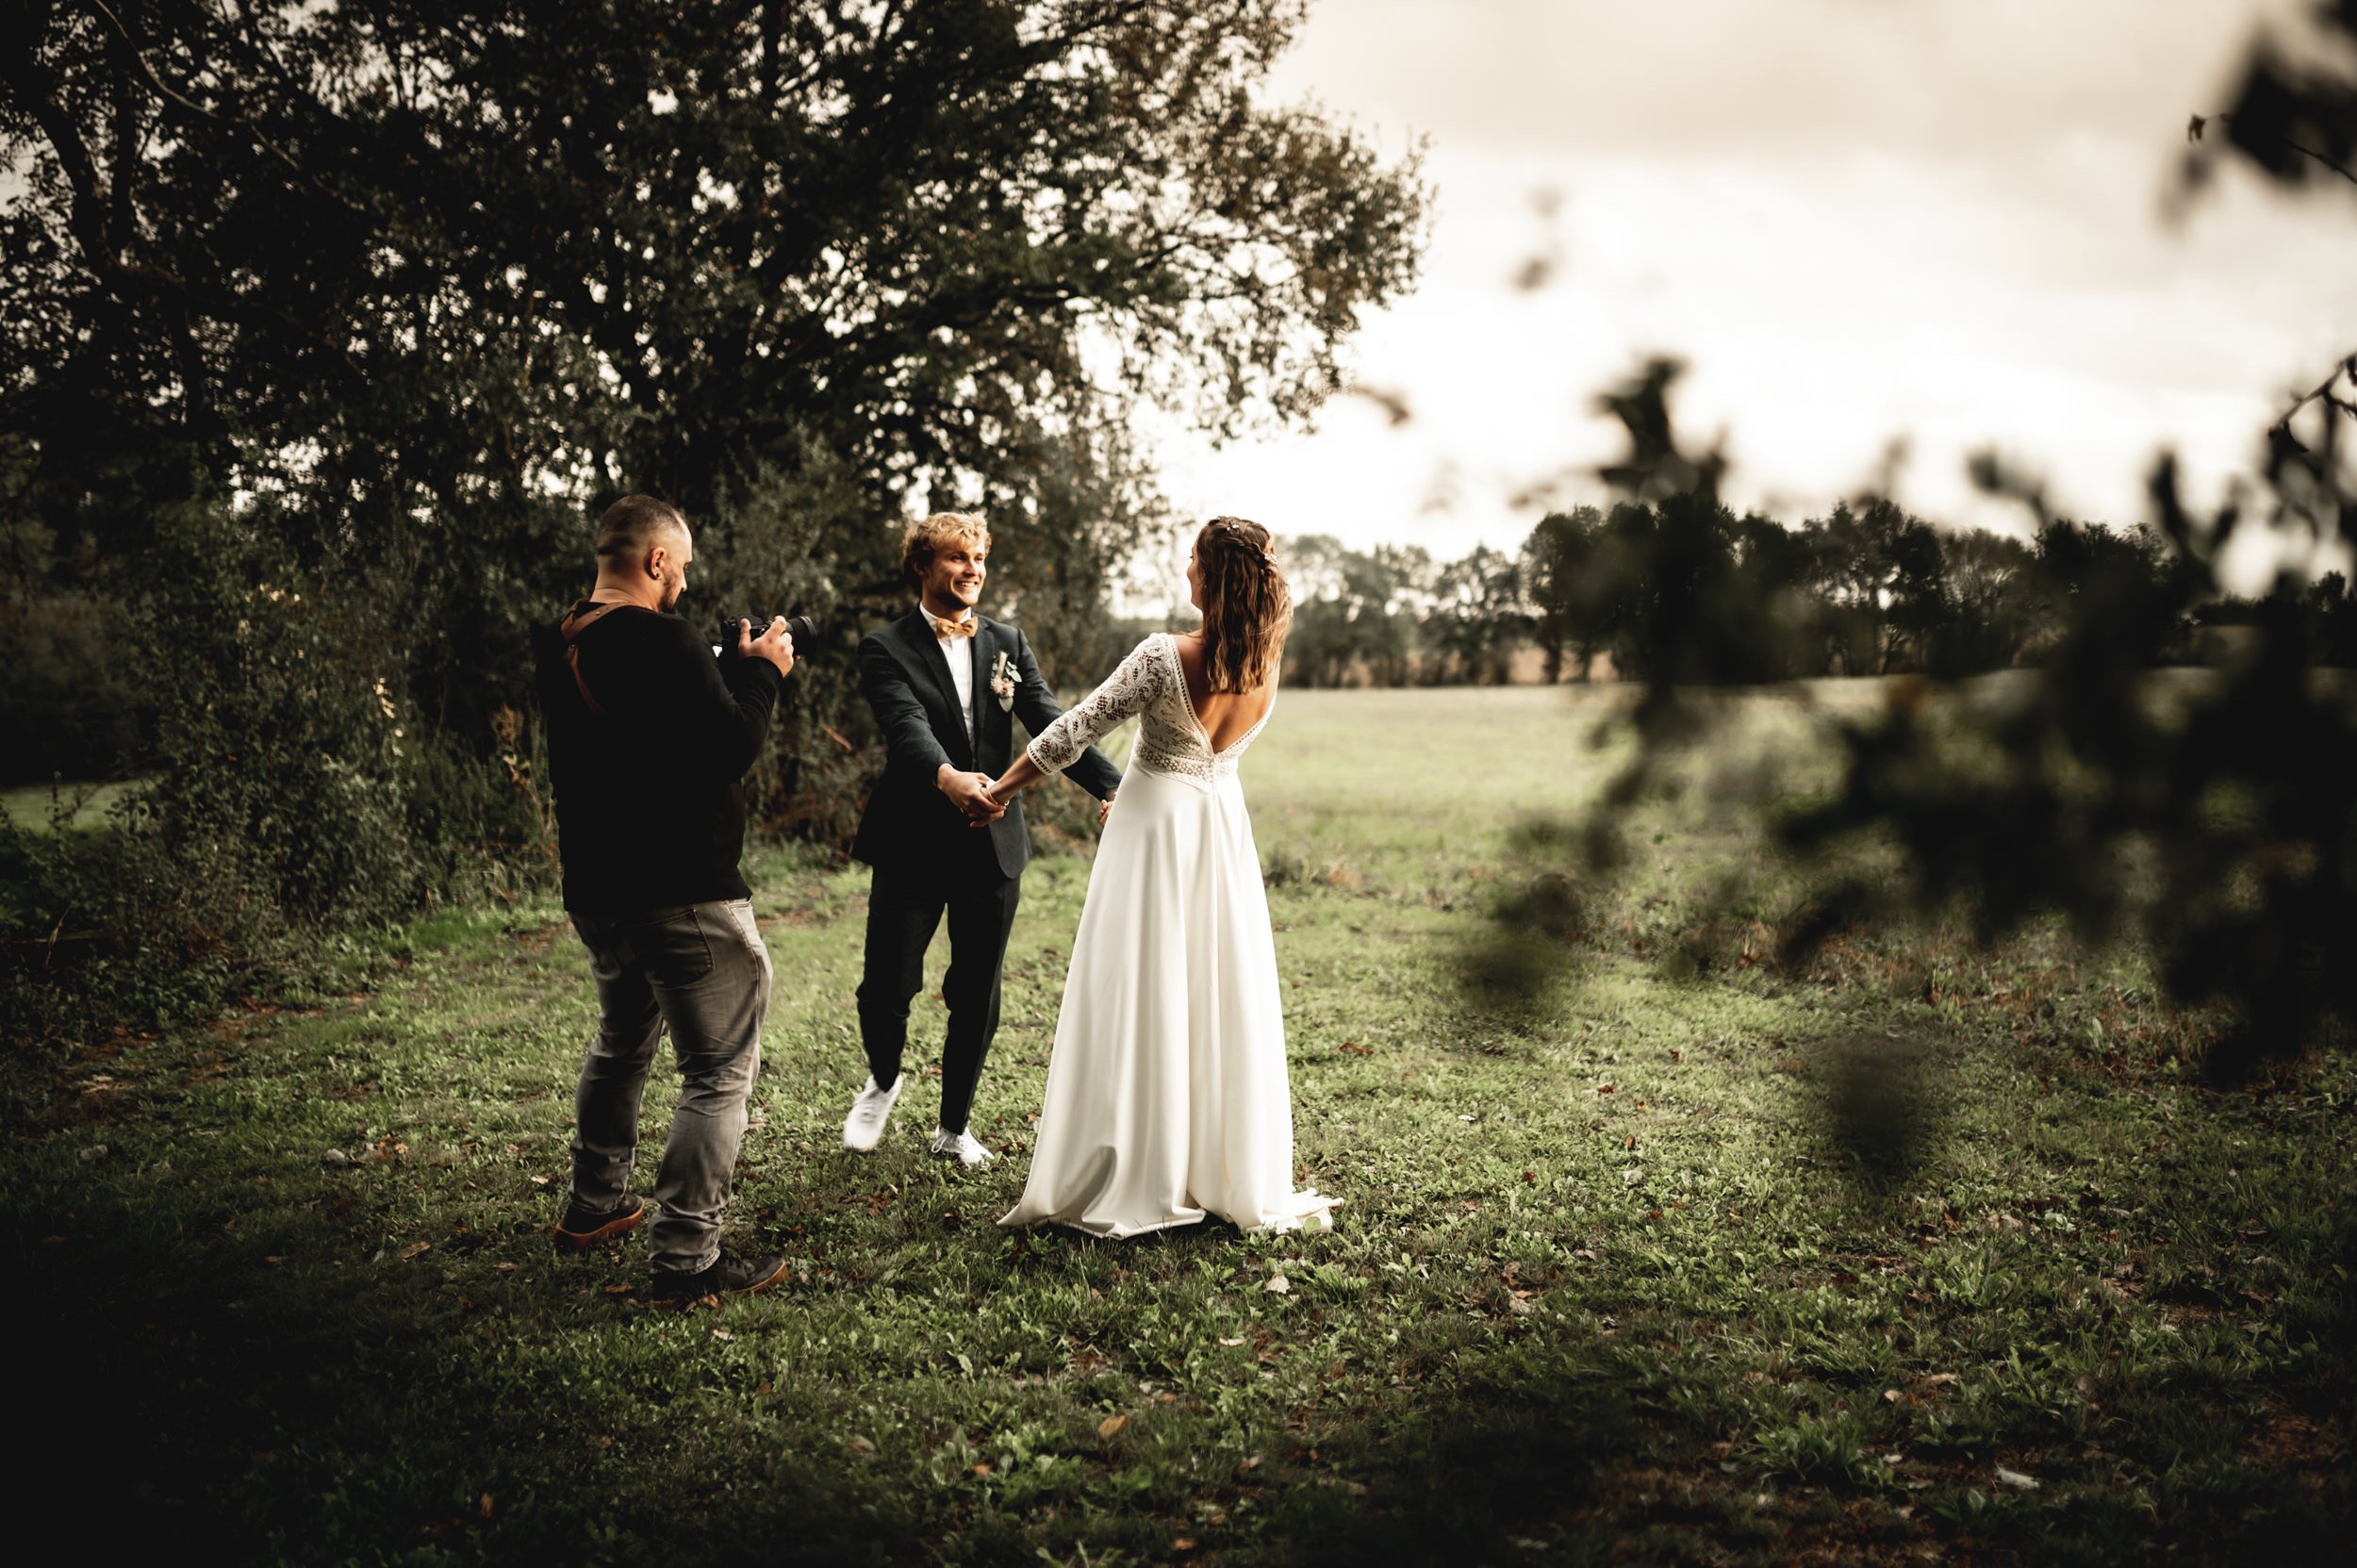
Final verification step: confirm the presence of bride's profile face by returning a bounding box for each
[1186,550,1202,612]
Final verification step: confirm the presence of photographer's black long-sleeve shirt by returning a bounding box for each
[532,603,783,917]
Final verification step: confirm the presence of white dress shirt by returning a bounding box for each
[920,602,977,744]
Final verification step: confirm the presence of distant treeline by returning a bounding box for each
[1282,500,2357,688]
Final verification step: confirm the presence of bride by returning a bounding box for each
[983,516,1335,1237]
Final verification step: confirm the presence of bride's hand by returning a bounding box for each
[1098,790,1116,827]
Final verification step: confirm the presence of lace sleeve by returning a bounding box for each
[1025,636,1165,776]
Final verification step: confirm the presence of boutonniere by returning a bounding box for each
[988,649,1015,712]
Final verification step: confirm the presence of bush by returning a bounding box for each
[1,501,552,1044]
[0,593,151,784]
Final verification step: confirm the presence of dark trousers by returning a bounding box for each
[855,851,1022,1135]
[569,900,770,1275]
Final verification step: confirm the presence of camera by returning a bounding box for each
[742,613,816,646]
[712,613,816,657]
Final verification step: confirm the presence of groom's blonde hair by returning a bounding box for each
[902,510,991,588]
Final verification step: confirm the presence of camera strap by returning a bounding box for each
[553,599,631,717]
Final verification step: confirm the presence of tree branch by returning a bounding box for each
[79,0,367,215]
[2191,110,2357,190]
[2272,351,2357,433]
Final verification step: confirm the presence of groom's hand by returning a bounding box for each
[937,764,1004,824]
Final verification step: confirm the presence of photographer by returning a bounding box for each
[532,494,795,1301]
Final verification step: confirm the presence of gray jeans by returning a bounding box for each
[569,899,770,1275]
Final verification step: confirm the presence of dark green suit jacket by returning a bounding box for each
[851,609,1122,879]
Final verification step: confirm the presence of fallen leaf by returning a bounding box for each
[1264,1274,1291,1295]
[399,1241,430,1261]
[1097,1412,1131,1440]
[1621,1167,1643,1187]
[1995,1466,2039,1491]
[1173,1538,1197,1552]
[1596,1083,1616,1095]
[1921,1372,1962,1389]
[1219,1336,1247,1346]
[1882,1388,1903,1403]
[1237,1454,1262,1472]
[478,1493,493,1519]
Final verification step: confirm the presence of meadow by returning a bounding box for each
[10,684,2350,1566]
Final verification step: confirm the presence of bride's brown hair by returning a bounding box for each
[1195,516,1292,693]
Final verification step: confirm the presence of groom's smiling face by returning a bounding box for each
[921,540,987,619]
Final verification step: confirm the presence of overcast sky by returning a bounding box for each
[1149,0,2357,591]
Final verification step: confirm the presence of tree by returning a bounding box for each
[1522,505,1602,682]
[0,0,1425,791]
[0,0,1426,1032]
[1922,526,2036,676]
[1423,544,1525,685]
[1279,534,1435,687]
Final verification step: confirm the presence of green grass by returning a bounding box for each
[1,777,144,834]
[10,685,2350,1565]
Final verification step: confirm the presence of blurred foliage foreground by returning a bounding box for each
[1464,1,2357,1083]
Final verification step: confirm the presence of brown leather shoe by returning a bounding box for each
[552,1193,646,1252]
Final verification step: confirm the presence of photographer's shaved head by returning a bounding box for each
[595,494,690,564]
[592,494,693,613]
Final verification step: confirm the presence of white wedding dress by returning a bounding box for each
[997,634,1334,1237]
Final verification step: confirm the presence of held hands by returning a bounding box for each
[736,615,796,676]
[1099,790,1116,828]
[938,764,1005,825]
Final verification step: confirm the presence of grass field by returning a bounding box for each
[11,685,2351,1565]
[1,777,144,834]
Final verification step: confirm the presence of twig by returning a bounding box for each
[2190,111,2357,190]
[2271,351,2357,434]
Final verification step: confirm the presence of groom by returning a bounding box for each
[845,511,1123,1164]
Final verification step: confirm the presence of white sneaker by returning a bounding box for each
[842,1074,902,1152]
[928,1127,995,1167]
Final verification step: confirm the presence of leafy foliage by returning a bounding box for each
[0,0,1426,1033]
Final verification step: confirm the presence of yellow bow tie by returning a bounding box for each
[933,617,977,640]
